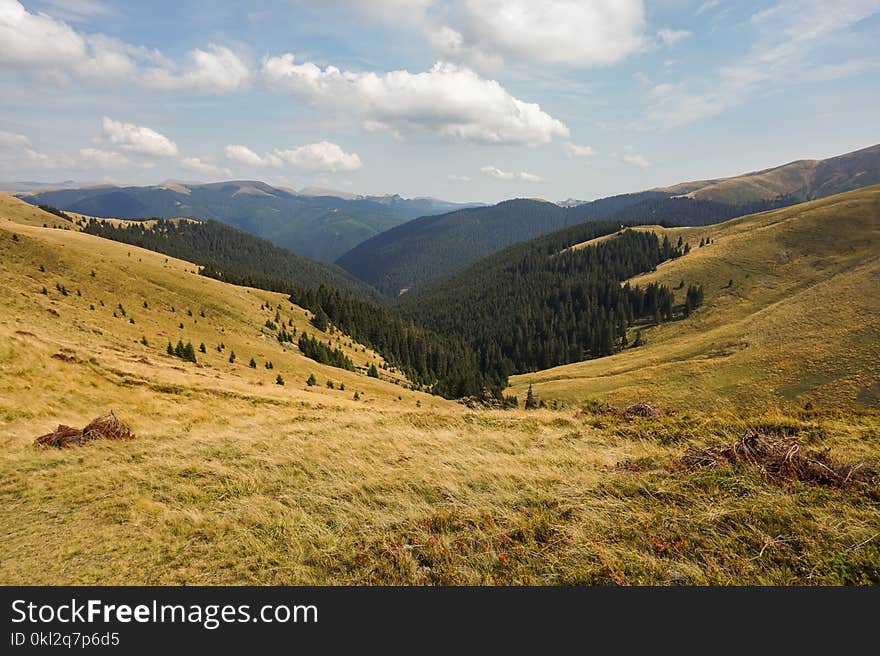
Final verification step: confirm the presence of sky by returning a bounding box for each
[0,0,878,203]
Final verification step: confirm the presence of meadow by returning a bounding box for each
[1,196,878,585]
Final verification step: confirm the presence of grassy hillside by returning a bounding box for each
[20,181,474,263]
[80,214,383,302]
[1,201,878,585]
[0,200,429,421]
[511,186,880,411]
[661,143,880,205]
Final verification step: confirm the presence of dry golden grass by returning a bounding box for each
[512,186,880,411]
[1,195,879,585]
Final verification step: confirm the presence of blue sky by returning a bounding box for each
[1,0,878,202]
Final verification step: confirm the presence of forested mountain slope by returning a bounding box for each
[339,143,880,296]
[511,185,880,410]
[20,181,475,263]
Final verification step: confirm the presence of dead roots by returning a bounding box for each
[35,411,134,448]
[679,430,876,489]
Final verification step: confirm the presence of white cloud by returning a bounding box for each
[447,174,471,182]
[225,144,272,167]
[647,0,880,128]
[0,130,67,168]
[622,152,650,168]
[0,1,247,91]
[225,141,362,172]
[79,147,150,168]
[275,141,363,172]
[481,165,515,180]
[426,25,502,71]
[658,28,692,45]
[343,0,646,68]
[481,165,543,181]
[263,57,568,145]
[180,157,231,177]
[143,44,250,94]
[457,0,646,67]
[102,117,178,158]
[563,142,596,158]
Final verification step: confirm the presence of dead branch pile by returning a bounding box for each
[598,403,663,417]
[679,430,876,489]
[34,411,134,448]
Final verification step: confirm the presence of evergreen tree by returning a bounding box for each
[306,373,316,386]
[367,363,379,378]
[249,357,257,368]
[276,374,285,386]
[228,351,236,364]
[311,307,330,331]
[524,384,538,410]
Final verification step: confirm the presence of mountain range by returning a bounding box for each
[19,181,479,263]
[337,143,880,296]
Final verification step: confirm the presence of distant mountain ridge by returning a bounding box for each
[337,143,880,296]
[19,180,479,263]
[658,143,880,204]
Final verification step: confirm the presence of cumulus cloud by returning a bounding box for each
[0,1,247,91]
[0,130,68,168]
[275,142,363,172]
[263,57,568,145]
[225,141,362,172]
[101,117,178,157]
[225,144,271,167]
[180,157,231,177]
[79,147,151,168]
[563,142,596,157]
[342,0,646,69]
[658,28,692,45]
[481,165,543,181]
[143,44,250,94]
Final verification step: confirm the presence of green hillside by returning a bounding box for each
[511,186,880,410]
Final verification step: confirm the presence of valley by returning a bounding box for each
[1,182,878,585]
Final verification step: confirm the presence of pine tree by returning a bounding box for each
[249,357,257,368]
[311,307,329,332]
[524,384,538,410]
[167,342,174,356]
[276,374,285,386]
[228,351,236,363]
[367,363,379,378]
[306,373,316,386]
[199,343,206,353]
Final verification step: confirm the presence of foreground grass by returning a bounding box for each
[2,404,877,585]
[1,197,877,585]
